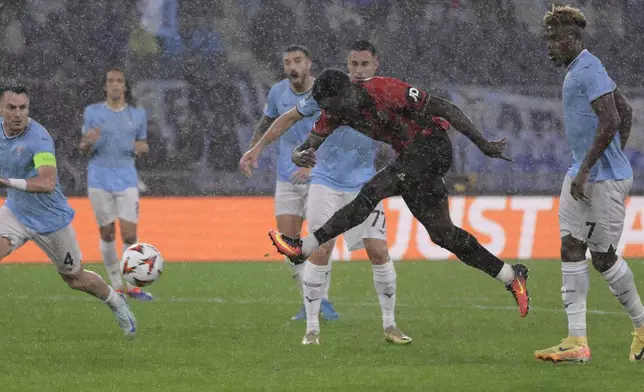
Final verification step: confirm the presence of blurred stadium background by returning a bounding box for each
[2,2,644,391]
[1,0,643,197]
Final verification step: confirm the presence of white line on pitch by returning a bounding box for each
[7,294,626,317]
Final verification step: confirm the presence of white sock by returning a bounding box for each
[495,263,515,286]
[322,261,332,301]
[601,257,644,328]
[301,235,320,256]
[302,262,326,333]
[103,286,120,307]
[287,256,305,297]
[122,242,138,291]
[373,260,396,330]
[562,260,590,337]
[100,240,123,291]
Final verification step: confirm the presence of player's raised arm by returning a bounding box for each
[249,114,277,148]
[239,107,304,178]
[254,107,303,150]
[417,94,511,162]
[613,88,633,150]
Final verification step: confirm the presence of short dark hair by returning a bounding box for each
[101,67,135,104]
[349,40,377,57]
[1,85,29,99]
[284,44,311,58]
[312,68,351,102]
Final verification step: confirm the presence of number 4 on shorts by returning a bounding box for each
[585,221,596,239]
[63,252,74,266]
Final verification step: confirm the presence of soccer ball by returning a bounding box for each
[120,243,164,287]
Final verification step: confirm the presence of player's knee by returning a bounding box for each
[99,223,116,242]
[357,184,383,209]
[429,226,478,253]
[590,249,618,273]
[0,237,12,261]
[352,193,378,219]
[121,233,137,246]
[365,240,390,265]
[309,242,333,265]
[560,235,586,263]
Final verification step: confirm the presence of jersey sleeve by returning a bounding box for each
[30,131,57,168]
[578,62,617,102]
[379,77,430,112]
[311,111,337,138]
[263,85,280,118]
[296,94,320,118]
[136,109,148,140]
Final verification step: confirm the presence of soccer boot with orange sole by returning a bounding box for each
[535,336,591,364]
[506,264,530,317]
[269,230,307,264]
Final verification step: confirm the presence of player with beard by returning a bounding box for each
[246,45,339,321]
[242,41,411,345]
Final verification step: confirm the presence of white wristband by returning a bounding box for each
[8,179,27,191]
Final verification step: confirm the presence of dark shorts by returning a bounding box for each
[359,131,453,204]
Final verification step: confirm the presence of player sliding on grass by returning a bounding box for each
[267,69,531,328]
[0,86,137,338]
[534,5,644,364]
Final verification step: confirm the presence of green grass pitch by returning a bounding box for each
[0,260,643,391]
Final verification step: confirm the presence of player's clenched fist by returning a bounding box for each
[292,148,316,168]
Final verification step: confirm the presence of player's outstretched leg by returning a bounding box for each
[269,166,400,261]
[61,269,137,339]
[402,185,530,318]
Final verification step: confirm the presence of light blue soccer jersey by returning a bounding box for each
[264,79,316,183]
[82,103,147,192]
[296,93,378,192]
[0,118,74,234]
[562,49,632,182]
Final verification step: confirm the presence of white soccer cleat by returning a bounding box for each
[108,293,137,339]
[302,331,320,345]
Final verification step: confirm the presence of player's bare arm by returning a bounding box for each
[571,92,621,200]
[249,115,276,148]
[418,95,512,162]
[240,107,303,178]
[613,88,633,150]
[134,140,149,156]
[0,165,56,193]
[255,107,304,150]
[291,133,326,168]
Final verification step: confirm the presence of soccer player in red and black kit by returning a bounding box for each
[269,68,531,317]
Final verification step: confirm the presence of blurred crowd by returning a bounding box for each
[0,0,642,195]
